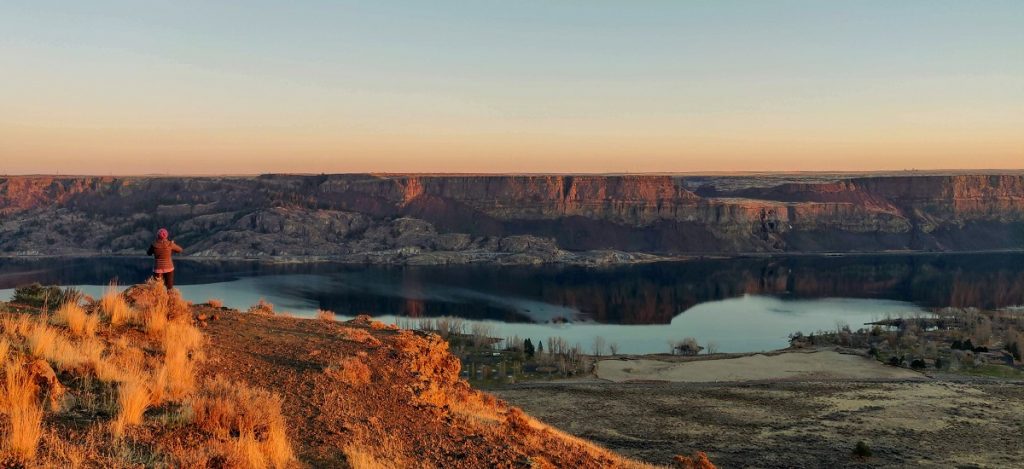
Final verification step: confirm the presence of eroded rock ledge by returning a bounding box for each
[2,173,1023,264]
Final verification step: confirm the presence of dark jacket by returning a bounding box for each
[147,239,183,272]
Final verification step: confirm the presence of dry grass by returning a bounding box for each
[325,356,372,386]
[40,428,89,468]
[229,431,269,468]
[343,445,392,469]
[338,327,381,346]
[315,309,336,322]
[247,298,275,316]
[1,361,44,461]
[100,283,135,327]
[369,320,398,331]
[128,279,190,326]
[188,376,294,468]
[207,298,224,309]
[160,321,203,400]
[53,301,98,338]
[112,376,151,437]
[0,280,301,467]
[143,302,169,337]
[26,320,59,359]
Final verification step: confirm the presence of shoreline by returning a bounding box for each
[2,247,1023,266]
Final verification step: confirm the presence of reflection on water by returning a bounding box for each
[1,254,1022,353]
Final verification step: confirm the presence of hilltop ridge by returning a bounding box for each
[0,283,706,467]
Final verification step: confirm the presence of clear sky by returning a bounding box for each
[1,1,1022,174]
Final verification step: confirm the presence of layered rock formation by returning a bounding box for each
[1,173,1022,263]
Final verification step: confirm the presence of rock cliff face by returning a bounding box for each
[1,173,1022,262]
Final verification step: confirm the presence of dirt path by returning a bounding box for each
[496,379,1024,468]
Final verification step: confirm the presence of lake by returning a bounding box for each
[2,253,1023,354]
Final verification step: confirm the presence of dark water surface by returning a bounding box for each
[2,254,1022,353]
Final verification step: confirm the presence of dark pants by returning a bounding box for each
[154,270,175,289]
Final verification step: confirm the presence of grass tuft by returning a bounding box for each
[1,361,45,460]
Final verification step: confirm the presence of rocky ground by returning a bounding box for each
[496,360,1024,468]
[194,308,677,468]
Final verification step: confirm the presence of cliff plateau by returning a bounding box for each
[1,173,1022,263]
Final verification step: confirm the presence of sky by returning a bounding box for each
[1,1,1022,175]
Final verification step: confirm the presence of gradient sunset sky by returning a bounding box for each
[2,1,1022,174]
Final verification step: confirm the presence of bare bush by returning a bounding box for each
[470,323,496,349]
[316,309,336,322]
[592,336,606,356]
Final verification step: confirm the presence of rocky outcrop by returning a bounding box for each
[1,173,1022,262]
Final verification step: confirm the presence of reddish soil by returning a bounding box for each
[198,309,662,468]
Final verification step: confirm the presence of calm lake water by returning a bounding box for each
[2,254,1023,354]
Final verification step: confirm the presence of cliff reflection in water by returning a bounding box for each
[2,253,1024,324]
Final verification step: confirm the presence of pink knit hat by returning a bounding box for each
[157,228,169,239]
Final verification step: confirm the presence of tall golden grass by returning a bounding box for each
[112,375,151,437]
[144,302,168,337]
[26,320,58,359]
[161,321,203,400]
[100,283,135,327]
[1,362,44,460]
[53,301,98,338]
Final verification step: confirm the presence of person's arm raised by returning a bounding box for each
[171,241,184,254]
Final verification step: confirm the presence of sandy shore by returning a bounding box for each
[595,350,924,382]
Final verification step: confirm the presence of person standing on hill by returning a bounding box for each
[147,228,183,289]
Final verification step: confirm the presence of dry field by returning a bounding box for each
[497,353,1024,469]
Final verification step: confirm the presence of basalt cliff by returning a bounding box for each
[1,173,1023,264]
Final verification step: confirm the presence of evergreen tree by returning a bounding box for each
[524,338,535,358]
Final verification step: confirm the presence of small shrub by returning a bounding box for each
[852,440,873,459]
[315,309,336,322]
[910,358,926,370]
[325,356,372,386]
[12,284,80,310]
[207,298,224,309]
[673,452,716,469]
[188,376,294,468]
[128,278,190,323]
[247,298,275,316]
[338,327,381,346]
